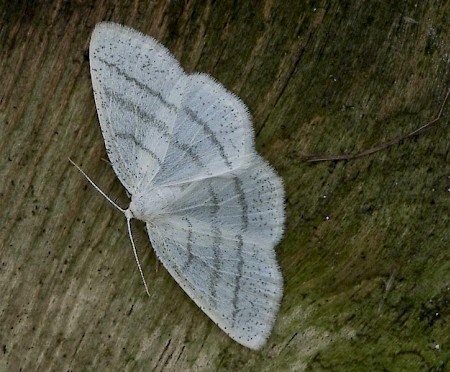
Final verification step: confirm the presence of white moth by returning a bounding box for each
[76,22,285,350]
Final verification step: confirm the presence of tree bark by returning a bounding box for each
[1,1,449,370]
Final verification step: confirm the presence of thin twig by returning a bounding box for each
[304,87,450,162]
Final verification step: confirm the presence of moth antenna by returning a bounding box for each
[127,217,151,297]
[69,158,125,213]
[70,158,151,296]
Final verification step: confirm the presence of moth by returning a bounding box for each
[73,22,285,349]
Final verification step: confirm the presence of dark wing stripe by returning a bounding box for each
[102,88,171,137]
[231,234,244,328]
[181,217,194,272]
[185,107,232,169]
[171,140,208,170]
[96,56,178,112]
[115,132,162,165]
[208,183,221,307]
[233,176,249,231]
[231,176,249,326]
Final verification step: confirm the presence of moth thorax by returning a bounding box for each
[129,187,179,221]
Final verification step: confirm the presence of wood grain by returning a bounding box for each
[1,1,449,370]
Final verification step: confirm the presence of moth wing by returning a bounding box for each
[148,73,256,188]
[146,156,284,349]
[89,22,184,194]
[91,22,256,195]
